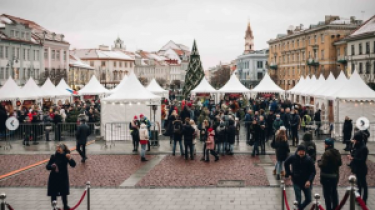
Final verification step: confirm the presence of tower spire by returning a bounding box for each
[244,20,254,54]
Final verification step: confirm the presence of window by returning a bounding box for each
[5,67,9,79]
[27,49,30,61]
[44,49,48,59]
[125,62,127,67]
[15,31,19,38]
[101,61,106,67]
[52,50,55,60]
[321,50,324,60]
[90,61,94,67]
[12,47,15,57]
[365,42,370,54]
[119,61,122,67]
[0,46,3,58]
[35,69,39,79]
[63,51,66,61]
[25,68,29,79]
[0,67,3,79]
[321,34,324,43]
[297,39,299,47]
[56,50,60,60]
[130,62,133,68]
[374,61,375,74]
[114,61,117,67]
[351,63,355,73]
[21,32,25,39]
[314,35,317,43]
[16,48,20,59]
[23,49,26,60]
[366,62,370,74]
[25,32,29,39]
[359,43,362,55]
[35,50,39,61]
[351,45,355,55]
[374,41,375,53]
[313,50,317,59]
[302,51,305,61]
[359,63,363,74]
[10,30,15,37]
[337,48,340,57]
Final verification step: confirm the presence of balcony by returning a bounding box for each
[337,56,347,65]
[307,58,319,67]
[270,63,278,70]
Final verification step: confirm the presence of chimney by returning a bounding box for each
[61,34,64,41]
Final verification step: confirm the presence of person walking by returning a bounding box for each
[139,123,149,161]
[227,119,236,155]
[190,120,199,156]
[301,132,317,162]
[349,132,369,204]
[290,110,300,146]
[129,116,141,152]
[318,138,342,210]
[167,110,177,144]
[54,111,62,141]
[215,120,226,155]
[183,118,195,160]
[244,110,253,143]
[0,105,7,135]
[140,114,151,151]
[284,145,316,210]
[259,116,267,155]
[271,127,289,180]
[46,143,76,210]
[205,127,219,162]
[172,115,184,156]
[314,109,321,136]
[284,108,291,138]
[342,116,353,151]
[75,115,91,163]
[250,120,260,157]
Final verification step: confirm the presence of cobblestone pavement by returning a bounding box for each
[0,155,153,187]
[1,187,374,210]
[0,154,50,176]
[136,155,268,187]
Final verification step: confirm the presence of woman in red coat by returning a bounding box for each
[205,128,219,162]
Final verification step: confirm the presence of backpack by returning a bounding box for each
[173,122,182,134]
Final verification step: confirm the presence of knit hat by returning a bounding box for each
[140,114,144,118]
[208,128,214,133]
[134,115,138,120]
[296,145,306,152]
[352,132,363,142]
[187,103,192,107]
[324,138,334,146]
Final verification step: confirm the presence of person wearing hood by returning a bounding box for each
[215,120,227,155]
[348,132,369,204]
[271,127,289,180]
[205,127,219,162]
[227,119,236,155]
[318,138,342,210]
[284,145,316,210]
[342,116,353,151]
[129,116,141,152]
[139,123,149,161]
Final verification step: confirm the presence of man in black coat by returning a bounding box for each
[314,109,321,136]
[349,133,369,204]
[285,145,316,210]
[0,105,7,134]
[227,119,236,155]
[75,115,91,162]
[290,110,300,146]
[182,118,195,160]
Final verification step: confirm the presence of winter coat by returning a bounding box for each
[0,107,7,133]
[227,120,236,144]
[342,120,353,142]
[180,107,190,122]
[290,114,300,128]
[272,135,290,161]
[139,124,149,145]
[215,125,226,143]
[284,113,291,127]
[318,147,342,179]
[250,123,261,143]
[266,114,275,128]
[130,120,141,141]
[75,123,91,145]
[173,120,183,140]
[206,130,215,150]
[314,111,321,121]
[284,152,316,187]
[301,140,317,162]
[350,142,369,176]
[46,152,76,196]
[167,115,176,135]
[183,124,195,143]
[273,119,284,132]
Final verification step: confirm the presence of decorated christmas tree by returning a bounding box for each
[183,40,205,98]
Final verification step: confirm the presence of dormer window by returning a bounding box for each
[10,30,15,37]
[15,31,19,38]
[21,32,25,39]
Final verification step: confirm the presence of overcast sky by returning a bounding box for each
[1,0,374,69]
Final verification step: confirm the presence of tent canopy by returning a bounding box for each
[251,73,284,94]
[110,75,128,94]
[0,77,23,101]
[41,78,70,98]
[302,74,326,96]
[295,75,316,95]
[315,71,347,98]
[56,78,71,94]
[289,76,310,94]
[79,75,109,95]
[287,76,305,94]
[18,78,50,100]
[313,73,337,98]
[218,74,251,93]
[327,70,375,101]
[191,77,217,94]
[102,73,161,102]
[146,78,168,94]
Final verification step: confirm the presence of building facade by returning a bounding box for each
[68,54,94,89]
[267,15,362,90]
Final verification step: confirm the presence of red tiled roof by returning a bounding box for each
[3,14,46,31]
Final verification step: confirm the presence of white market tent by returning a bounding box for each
[18,78,51,100]
[313,73,336,98]
[0,77,23,101]
[101,73,161,141]
[295,75,316,95]
[191,77,218,103]
[302,74,326,97]
[109,75,128,94]
[56,78,71,94]
[289,76,310,95]
[41,78,71,98]
[251,73,285,95]
[286,76,305,101]
[218,73,251,93]
[79,75,109,96]
[146,78,168,98]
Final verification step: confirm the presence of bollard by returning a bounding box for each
[280,180,285,210]
[86,181,91,210]
[0,193,6,210]
[52,200,57,210]
[293,201,298,210]
[314,194,320,210]
[349,175,356,210]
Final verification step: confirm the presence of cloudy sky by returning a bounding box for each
[1,0,374,69]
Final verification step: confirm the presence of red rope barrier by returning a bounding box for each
[355,197,368,210]
[318,205,325,210]
[334,191,350,210]
[283,190,291,210]
[6,204,14,210]
[69,189,87,210]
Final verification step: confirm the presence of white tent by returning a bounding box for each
[56,78,71,94]
[79,75,109,96]
[251,73,285,95]
[109,75,128,94]
[0,77,23,101]
[101,73,161,141]
[18,78,50,100]
[191,77,217,94]
[218,74,251,93]
[146,78,168,98]
[41,78,71,98]
[302,74,326,96]
[289,76,310,95]
[313,73,336,98]
[295,75,316,95]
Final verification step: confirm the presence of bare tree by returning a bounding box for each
[171,80,181,89]
[138,76,149,86]
[211,65,231,88]
[156,78,167,88]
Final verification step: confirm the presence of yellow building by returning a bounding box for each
[267,15,362,90]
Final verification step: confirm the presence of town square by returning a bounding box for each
[1,0,375,209]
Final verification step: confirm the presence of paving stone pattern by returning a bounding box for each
[0,154,50,175]
[136,154,269,187]
[0,155,153,187]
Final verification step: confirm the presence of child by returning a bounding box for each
[205,128,219,162]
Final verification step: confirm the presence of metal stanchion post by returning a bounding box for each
[293,201,298,210]
[52,200,57,210]
[349,175,356,210]
[281,180,285,210]
[314,194,320,210]
[86,181,90,210]
[0,193,6,210]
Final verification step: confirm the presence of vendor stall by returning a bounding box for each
[250,73,285,99]
[146,79,168,99]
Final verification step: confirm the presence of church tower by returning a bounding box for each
[113,37,126,50]
[244,21,254,54]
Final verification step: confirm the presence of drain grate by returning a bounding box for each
[217,180,245,187]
